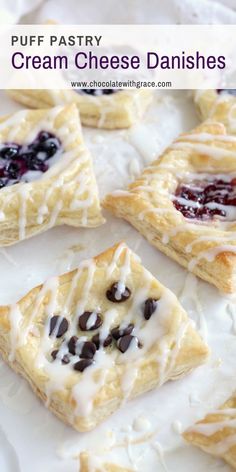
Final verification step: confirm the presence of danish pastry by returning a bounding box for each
[0,103,104,246]
[183,393,236,470]
[0,242,209,432]
[194,89,236,134]
[7,89,152,129]
[79,452,133,472]
[104,121,236,293]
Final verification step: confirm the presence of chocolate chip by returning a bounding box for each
[73,359,93,372]
[106,282,131,303]
[111,323,134,340]
[61,354,70,365]
[51,349,58,360]
[80,341,96,359]
[68,335,79,355]
[117,334,141,353]
[51,350,70,364]
[49,316,69,338]
[92,333,113,349]
[143,298,158,320]
[78,311,102,331]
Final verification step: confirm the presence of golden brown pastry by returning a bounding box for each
[8,89,152,129]
[0,103,104,246]
[104,121,236,293]
[0,242,209,432]
[183,394,236,470]
[194,89,236,134]
[79,452,133,472]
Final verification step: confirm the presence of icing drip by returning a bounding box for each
[188,245,236,271]
[171,141,236,160]
[8,304,23,362]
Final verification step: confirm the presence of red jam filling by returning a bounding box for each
[173,178,236,220]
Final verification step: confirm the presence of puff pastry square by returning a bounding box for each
[0,242,208,432]
[194,89,236,134]
[183,394,236,470]
[79,452,133,472]
[8,89,152,129]
[104,121,236,293]
[0,104,104,246]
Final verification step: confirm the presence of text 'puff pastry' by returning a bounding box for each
[194,89,236,134]
[0,242,209,432]
[183,394,236,470]
[8,89,153,130]
[0,104,104,246]
[104,121,236,293]
[79,452,133,472]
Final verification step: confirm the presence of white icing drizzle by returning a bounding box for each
[151,441,169,472]
[226,302,236,335]
[133,415,151,432]
[18,186,30,240]
[8,304,23,362]
[172,141,236,160]
[180,132,236,143]
[172,420,182,434]
[186,232,236,254]
[190,418,236,436]
[188,245,236,271]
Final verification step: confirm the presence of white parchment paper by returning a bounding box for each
[0,1,236,471]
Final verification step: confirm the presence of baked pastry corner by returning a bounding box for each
[183,394,236,470]
[8,89,153,129]
[194,89,236,134]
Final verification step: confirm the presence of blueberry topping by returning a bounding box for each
[6,162,20,179]
[0,144,20,160]
[78,311,103,331]
[143,298,158,320]
[73,359,93,372]
[111,323,134,340]
[38,131,53,142]
[49,316,69,338]
[0,131,61,189]
[173,178,236,220]
[106,282,131,303]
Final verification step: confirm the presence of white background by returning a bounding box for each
[0,1,236,471]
